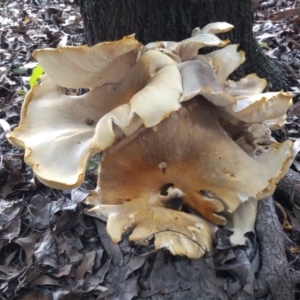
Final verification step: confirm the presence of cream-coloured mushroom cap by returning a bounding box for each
[225,91,292,123]
[180,45,246,105]
[33,34,142,89]
[91,50,182,150]
[88,186,216,259]
[179,59,236,106]
[263,114,288,130]
[179,45,292,123]
[145,22,233,62]
[7,50,182,189]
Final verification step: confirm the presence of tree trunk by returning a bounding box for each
[77,0,296,91]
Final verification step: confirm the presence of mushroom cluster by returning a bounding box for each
[7,23,293,258]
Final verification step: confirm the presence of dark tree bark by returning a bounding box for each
[276,168,300,207]
[77,0,296,91]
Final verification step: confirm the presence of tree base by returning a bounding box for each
[233,49,297,91]
[255,197,295,299]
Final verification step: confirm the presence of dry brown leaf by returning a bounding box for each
[270,8,300,20]
[14,233,42,266]
[19,293,48,300]
[75,250,96,280]
[31,274,61,286]
[53,264,73,278]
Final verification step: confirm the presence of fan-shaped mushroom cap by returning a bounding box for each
[88,99,292,255]
[7,50,182,189]
[91,50,182,150]
[33,34,142,89]
[145,22,232,62]
[179,45,245,104]
[179,45,292,123]
[225,74,267,96]
[224,92,292,123]
[88,186,216,259]
[202,44,246,84]
[176,31,230,61]
[7,75,99,189]
[179,60,236,105]
[194,22,234,34]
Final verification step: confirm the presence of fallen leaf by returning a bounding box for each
[29,64,44,87]
[75,250,96,280]
[19,293,48,300]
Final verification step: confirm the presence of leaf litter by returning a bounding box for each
[0,0,300,299]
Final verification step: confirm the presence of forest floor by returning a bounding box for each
[0,0,300,299]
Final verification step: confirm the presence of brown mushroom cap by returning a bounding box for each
[89,98,292,253]
[89,186,216,259]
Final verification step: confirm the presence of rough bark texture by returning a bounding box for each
[255,197,295,300]
[276,168,300,207]
[77,0,296,91]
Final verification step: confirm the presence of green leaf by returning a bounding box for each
[259,43,268,48]
[87,160,99,173]
[29,65,44,88]
[13,66,28,75]
[17,90,27,96]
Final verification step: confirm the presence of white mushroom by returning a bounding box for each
[33,34,142,88]
[179,45,292,124]
[145,22,233,62]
